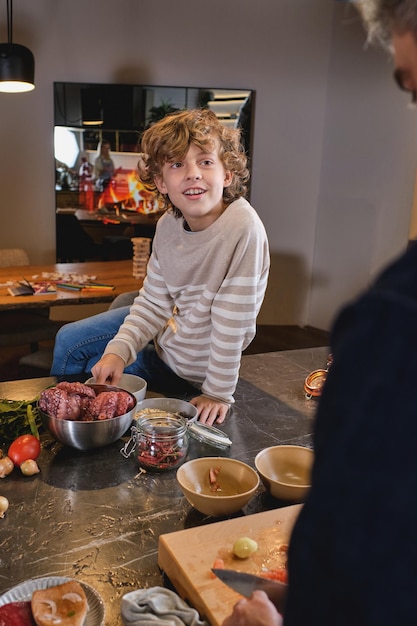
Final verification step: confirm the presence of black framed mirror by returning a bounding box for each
[54,82,254,263]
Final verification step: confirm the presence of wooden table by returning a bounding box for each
[75,208,162,227]
[0,260,142,311]
[0,347,328,625]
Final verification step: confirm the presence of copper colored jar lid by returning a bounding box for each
[304,369,327,398]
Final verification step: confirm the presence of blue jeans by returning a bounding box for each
[51,306,199,399]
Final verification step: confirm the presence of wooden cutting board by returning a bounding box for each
[158,505,302,626]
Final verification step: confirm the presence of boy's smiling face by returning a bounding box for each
[155,141,233,231]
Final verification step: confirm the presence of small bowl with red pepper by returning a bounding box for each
[176,457,260,517]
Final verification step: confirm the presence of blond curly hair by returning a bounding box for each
[136,108,249,218]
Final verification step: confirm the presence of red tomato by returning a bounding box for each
[8,434,40,466]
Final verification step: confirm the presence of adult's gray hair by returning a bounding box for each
[356,0,417,47]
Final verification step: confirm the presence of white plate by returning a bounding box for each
[0,576,104,625]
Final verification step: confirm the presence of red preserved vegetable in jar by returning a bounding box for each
[134,413,189,472]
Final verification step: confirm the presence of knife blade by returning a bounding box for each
[212,568,287,615]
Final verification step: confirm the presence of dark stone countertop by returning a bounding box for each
[0,347,328,625]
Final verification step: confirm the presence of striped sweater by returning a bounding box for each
[104,197,270,404]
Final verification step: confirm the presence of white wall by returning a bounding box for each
[0,0,416,330]
[309,6,417,328]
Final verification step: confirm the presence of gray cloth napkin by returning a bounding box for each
[121,587,209,626]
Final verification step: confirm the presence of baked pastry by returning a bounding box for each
[31,581,87,626]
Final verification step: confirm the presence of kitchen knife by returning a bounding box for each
[212,568,287,615]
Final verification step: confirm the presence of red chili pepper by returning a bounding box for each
[138,439,186,470]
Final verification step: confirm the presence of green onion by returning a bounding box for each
[0,398,42,441]
[27,404,40,439]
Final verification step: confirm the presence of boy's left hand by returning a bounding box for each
[190,395,229,425]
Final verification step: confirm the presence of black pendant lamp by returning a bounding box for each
[0,0,34,93]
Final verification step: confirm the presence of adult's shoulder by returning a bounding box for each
[373,239,417,297]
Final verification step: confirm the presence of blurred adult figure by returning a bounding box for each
[223,1,417,625]
[94,140,115,190]
[79,155,94,211]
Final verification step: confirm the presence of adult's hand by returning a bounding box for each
[189,395,229,425]
[91,354,125,386]
[221,591,283,626]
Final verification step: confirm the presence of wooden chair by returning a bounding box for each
[0,248,30,267]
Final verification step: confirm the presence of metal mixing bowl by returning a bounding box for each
[39,383,137,450]
[134,397,198,422]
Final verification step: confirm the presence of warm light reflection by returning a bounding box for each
[97,169,161,213]
[0,80,35,93]
[54,127,79,168]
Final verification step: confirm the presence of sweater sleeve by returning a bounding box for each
[103,247,174,365]
[200,217,270,403]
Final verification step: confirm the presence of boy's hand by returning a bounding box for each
[222,591,283,626]
[190,395,229,425]
[91,354,125,386]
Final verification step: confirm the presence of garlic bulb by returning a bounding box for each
[20,459,40,476]
[0,495,9,518]
[0,456,14,478]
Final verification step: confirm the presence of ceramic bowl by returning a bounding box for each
[176,457,259,517]
[39,383,137,450]
[255,445,314,501]
[85,373,147,402]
